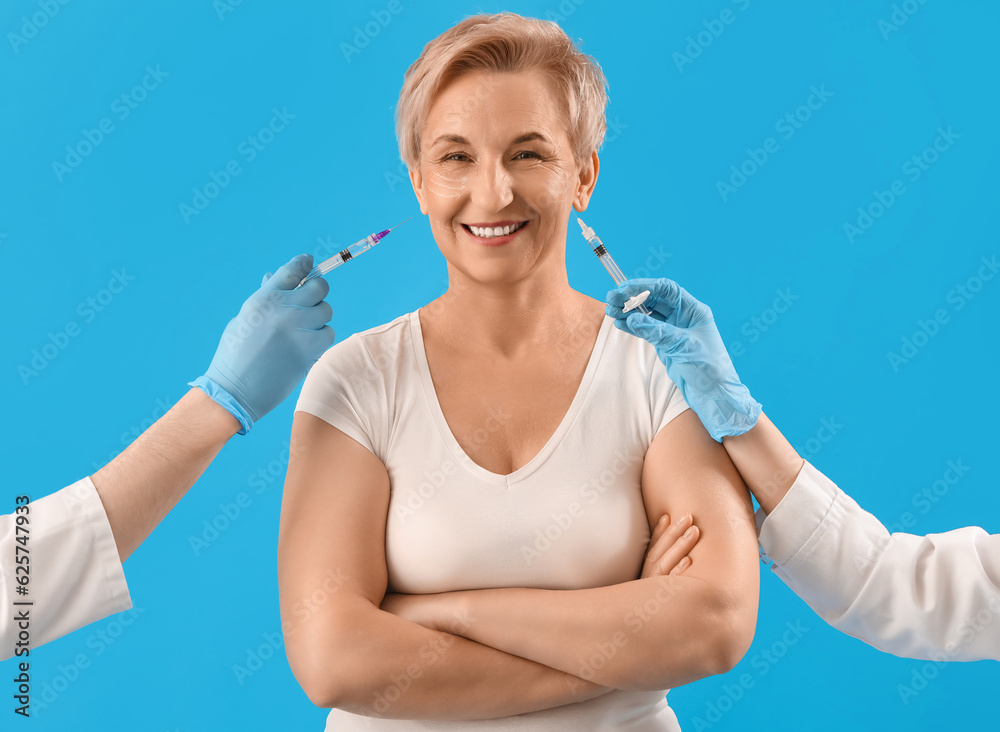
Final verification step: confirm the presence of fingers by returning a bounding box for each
[315,324,336,350]
[669,556,692,576]
[641,513,701,579]
[624,311,669,339]
[298,299,334,331]
[263,253,315,291]
[641,514,674,579]
[644,513,691,569]
[299,323,337,365]
[620,312,686,355]
[605,277,677,305]
[606,278,715,328]
[285,273,330,306]
[647,512,672,549]
[606,278,682,318]
[659,525,698,577]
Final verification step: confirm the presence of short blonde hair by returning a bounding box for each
[395,12,609,169]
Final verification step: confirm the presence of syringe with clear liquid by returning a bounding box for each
[576,218,652,315]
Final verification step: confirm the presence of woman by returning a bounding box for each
[278,13,759,729]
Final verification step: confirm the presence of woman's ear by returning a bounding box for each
[572,151,600,212]
[409,166,428,215]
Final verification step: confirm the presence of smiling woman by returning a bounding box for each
[277,12,759,730]
[411,67,596,292]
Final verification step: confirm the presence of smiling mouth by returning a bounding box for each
[462,221,528,239]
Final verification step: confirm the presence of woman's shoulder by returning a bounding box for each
[566,292,654,366]
[304,310,418,391]
[323,310,415,359]
[596,298,677,387]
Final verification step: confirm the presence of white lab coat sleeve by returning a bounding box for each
[1,477,132,662]
[756,460,1000,662]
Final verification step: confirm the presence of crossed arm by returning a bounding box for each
[277,408,759,719]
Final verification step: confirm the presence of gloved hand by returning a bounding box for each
[605,278,761,442]
[189,254,335,434]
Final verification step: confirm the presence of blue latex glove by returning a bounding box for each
[605,278,761,442]
[189,254,335,434]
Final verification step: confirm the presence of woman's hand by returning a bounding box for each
[605,278,762,442]
[640,513,701,579]
[380,592,467,634]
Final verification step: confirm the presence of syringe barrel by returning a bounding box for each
[598,253,628,285]
[583,233,627,285]
[297,233,386,287]
[344,234,378,258]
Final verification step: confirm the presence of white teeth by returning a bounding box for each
[469,222,524,238]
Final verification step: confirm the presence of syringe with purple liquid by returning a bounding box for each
[297,217,412,287]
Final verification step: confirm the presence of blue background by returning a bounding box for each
[2,0,997,729]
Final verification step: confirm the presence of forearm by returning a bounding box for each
[90,388,240,562]
[721,412,804,515]
[428,575,745,691]
[310,599,611,719]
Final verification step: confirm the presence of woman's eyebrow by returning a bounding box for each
[429,134,468,148]
[512,132,549,145]
[428,132,552,148]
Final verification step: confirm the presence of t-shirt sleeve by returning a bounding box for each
[294,333,385,460]
[648,353,690,436]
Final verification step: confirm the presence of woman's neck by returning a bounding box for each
[419,280,595,361]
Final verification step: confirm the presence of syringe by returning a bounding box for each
[577,218,652,315]
[297,217,413,287]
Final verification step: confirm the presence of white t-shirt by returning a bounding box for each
[296,309,690,730]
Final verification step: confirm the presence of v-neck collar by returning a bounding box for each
[409,309,612,487]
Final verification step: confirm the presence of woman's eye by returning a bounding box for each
[513,150,540,160]
[443,152,470,162]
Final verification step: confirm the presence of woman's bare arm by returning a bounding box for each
[278,412,613,719]
[382,410,760,691]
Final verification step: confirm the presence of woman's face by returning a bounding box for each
[410,69,598,285]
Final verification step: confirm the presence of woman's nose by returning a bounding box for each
[470,160,514,212]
